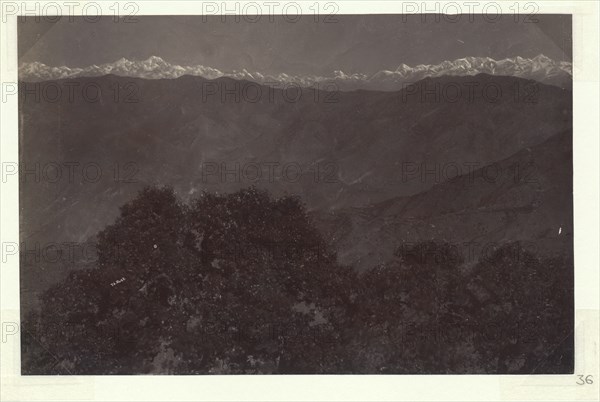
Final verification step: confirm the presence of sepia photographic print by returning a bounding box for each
[13,9,578,377]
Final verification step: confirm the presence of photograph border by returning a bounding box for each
[1,1,598,401]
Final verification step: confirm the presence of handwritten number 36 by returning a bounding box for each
[576,375,594,385]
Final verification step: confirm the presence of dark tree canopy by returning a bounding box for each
[23,186,356,374]
[22,187,572,374]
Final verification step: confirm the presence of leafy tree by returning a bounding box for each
[177,187,355,373]
[349,241,572,374]
[467,243,573,373]
[23,186,355,374]
[350,241,480,373]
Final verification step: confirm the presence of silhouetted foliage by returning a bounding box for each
[23,186,355,374]
[467,244,573,373]
[349,242,573,373]
[22,187,572,374]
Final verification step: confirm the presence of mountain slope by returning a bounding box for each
[19,73,572,308]
[19,74,571,240]
[314,130,573,270]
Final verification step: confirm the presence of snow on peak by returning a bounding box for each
[19,55,572,90]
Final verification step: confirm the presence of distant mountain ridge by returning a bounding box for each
[19,54,572,90]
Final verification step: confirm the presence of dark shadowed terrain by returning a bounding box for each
[19,73,573,374]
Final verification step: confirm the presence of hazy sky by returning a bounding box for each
[18,15,572,75]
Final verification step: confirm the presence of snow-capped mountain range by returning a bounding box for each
[19,55,572,90]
